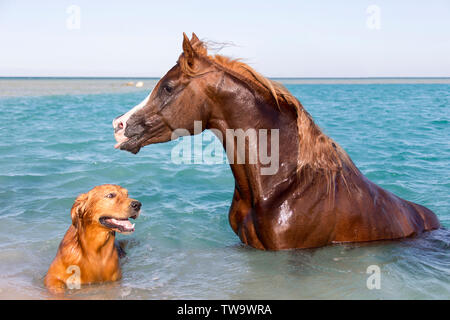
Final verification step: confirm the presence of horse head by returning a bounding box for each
[113,33,219,154]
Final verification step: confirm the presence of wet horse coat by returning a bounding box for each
[113,33,440,250]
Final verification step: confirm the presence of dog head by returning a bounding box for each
[71,184,141,234]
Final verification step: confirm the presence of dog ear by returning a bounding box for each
[71,193,88,226]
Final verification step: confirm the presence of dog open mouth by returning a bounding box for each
[99,215,138,233]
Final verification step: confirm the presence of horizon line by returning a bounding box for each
[1,76,450,80]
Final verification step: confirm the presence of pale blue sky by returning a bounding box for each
[1,0,449,77]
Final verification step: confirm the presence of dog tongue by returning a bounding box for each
[108,218,134,230]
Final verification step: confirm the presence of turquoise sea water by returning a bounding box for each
[0,78,449,299]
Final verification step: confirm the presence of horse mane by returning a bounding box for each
[178,37,358,194]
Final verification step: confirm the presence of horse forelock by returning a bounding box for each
[177,39,357,192]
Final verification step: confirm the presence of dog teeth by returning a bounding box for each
[131,224,135,229]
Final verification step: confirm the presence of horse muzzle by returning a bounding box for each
[113,124,130,150]
[113,112,143,153]
[113,111,173,154]
[113,92,153,151]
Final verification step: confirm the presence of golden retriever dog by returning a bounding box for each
[44,184,141,294]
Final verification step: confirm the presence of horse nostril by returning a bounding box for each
[114,120,125,133]
[113,113,126,130]
[131,201,141,210]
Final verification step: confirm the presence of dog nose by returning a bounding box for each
[131,201,141,211]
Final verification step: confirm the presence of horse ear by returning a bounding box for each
[71,193,88,226]
[182,32,195,66]
[191,32,200,45]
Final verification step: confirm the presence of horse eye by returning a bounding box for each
[163,84,173,94]
[105,193,116,199]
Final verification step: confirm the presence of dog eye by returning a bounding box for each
[105,193,116,199]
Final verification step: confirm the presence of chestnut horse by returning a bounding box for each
[113,33,440,250]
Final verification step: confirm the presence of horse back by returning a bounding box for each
[333,172,440,243]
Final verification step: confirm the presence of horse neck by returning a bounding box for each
[206,78,300,204]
